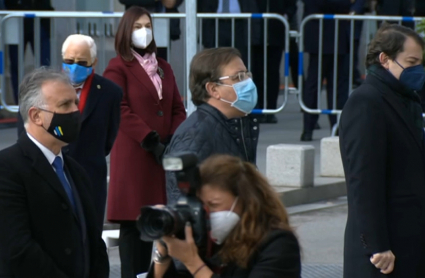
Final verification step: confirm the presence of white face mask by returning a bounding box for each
[132,27,153,49]
[209,197,240,245]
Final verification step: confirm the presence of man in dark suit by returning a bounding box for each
[300,0,352,141]
[0,67,109,277]
[17,34,122,231]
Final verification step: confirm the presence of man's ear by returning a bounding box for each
[28,107,43,126]
[379,52,389,69]
[91,58,98,68]
[205,82,220,100]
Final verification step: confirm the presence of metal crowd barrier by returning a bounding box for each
[0,12,291,116]
[298,14,425,136]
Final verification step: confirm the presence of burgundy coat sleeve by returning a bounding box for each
[103,57,152,144]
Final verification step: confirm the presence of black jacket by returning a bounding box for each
[17,74,123,230]
[340,66,425,277]
[165,103,259,204]
[0,134,109,278]
[147,229,301,277]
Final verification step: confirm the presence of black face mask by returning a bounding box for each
[40,108,81,143]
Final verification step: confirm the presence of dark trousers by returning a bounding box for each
[302,54,349,132]
[289,37,301,88]
[119,221,153,278]
[9,19,50,104]
[252,45,284,110]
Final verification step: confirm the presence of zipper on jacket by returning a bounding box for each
[240,120,249,161]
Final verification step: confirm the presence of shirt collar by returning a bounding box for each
[27,133,64,167]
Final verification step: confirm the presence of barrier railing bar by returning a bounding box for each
[317,17,324,111]
[332,19,338,111]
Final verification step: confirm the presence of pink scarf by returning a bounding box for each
[132,49,163,100]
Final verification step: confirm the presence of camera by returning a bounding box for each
[136,152,207,247]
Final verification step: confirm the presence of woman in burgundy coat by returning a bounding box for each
[103,6,186,278]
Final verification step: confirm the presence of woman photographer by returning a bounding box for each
[149,155,301,277]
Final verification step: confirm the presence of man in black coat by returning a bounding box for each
[17,34,122,231]
[376,0,415,29]
[165,47,259,204]
[300,0,352,141]
[0,68,109,277]
[340,24,425,277]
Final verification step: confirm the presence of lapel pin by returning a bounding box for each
[97,85,101,89]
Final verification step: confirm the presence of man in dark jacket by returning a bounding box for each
[0,68,109,278]
[340,24,425,277]
[300,0,351,141]
[165,47,259,204]
[253,0,297,123]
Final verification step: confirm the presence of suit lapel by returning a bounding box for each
[19,134,78,219]
[124,58,161,104]
[382,92,423,151]
[81,75,103,122]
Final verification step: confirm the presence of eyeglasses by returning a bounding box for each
[218,71,252,83]
[63,59,90,67]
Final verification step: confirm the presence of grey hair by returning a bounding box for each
[19,67,72,124]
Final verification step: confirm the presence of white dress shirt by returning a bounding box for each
[27,133,71,189]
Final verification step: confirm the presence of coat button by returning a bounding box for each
[253,118,258,123]
[253,126,258,130]
[65,248,72,255]
[157,110,163,117]
[61,203,68,210]
[235,127,238,131]
[236,138,240,143]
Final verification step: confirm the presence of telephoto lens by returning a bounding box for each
[137,206,191,241]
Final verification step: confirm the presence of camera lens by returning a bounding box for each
[137,207,175,241]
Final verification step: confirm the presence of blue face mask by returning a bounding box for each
[218,78,258,114]
[394,60,425,91]
[62,63,93,85]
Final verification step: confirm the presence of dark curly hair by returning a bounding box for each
[366,23,424,68]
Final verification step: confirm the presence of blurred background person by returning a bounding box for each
[16,34,123,232]
[376,0,415,29]
[119,0,183,61]
[103,6,186,278]
[350,0,366,88]
[300,0,351,141]
[148,154,301,277]
[4,0,53,104]
[253,0,297,124]
[165,47,259,205]
[340,24,425,277]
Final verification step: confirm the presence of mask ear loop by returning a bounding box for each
[227,197,239,216]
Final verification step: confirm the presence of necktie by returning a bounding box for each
[222,0,230,13]
[52,156,76,212]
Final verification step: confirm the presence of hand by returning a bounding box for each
[161,0,176,9]
[370,250,395,274]
[162,222,200,268]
